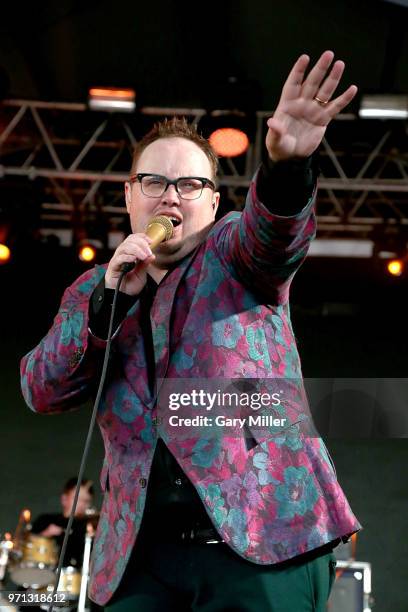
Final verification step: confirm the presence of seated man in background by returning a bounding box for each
[31,477,94,569]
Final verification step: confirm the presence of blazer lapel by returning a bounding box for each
[150,253,194,388]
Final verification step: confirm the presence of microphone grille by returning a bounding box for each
[148,215,174,240]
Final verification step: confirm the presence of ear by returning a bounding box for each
[124,181,132,213]
[212,191,220,216]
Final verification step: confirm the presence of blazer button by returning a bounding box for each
[68,347,84,368]
[139,478,147,488]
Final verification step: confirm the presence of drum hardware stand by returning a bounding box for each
[12,509,31,556]
[77,522,94,612]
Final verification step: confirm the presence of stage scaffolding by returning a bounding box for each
[1,99,407,243]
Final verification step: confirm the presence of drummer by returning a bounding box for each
[31,478,95,569]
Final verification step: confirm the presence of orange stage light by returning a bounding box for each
[0,243,11,263]
[79,245,97,262]
[89,87,135,99]
[387,259,403,276]
[88,87,136,112]
[209,128,250,157]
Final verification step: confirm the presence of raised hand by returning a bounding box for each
[266,50,358,162]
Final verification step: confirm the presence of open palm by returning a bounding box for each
[266,50,358,161]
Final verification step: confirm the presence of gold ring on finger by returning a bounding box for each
[314,96,329,106]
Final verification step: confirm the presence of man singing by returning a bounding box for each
[21,51,361,611]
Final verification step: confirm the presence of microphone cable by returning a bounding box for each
[47,215,173,610]
[47,267,128,612]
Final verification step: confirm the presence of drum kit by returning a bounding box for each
[0,509,99,611]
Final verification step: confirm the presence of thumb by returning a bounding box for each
[266,117,285,139]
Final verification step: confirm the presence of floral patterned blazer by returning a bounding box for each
[20,177,361,606]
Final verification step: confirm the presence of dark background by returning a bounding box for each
[1,0,408,107]
[1,1,408,611]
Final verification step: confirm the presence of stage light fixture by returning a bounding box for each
[387,258,404,276]
[0,243,11,264]
[205,110,253,157]
[372,227,407,277]
[88,87,136,112]
[209,127,250,157]
[359,94,408,119]
[78,243,97,263]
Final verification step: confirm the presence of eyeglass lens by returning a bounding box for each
[141,176,205,199]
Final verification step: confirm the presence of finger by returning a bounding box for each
[314,60,345,104]
[116,251,151,271]
[137,232,153,243]
[118,241,153,259]
[279,54,310,101]
[327,84,358,118]
[122,245,153,259]
[301,50,335,99]
[114,252,141,266]
[123,233,153,248]
[110,245,153,273]
[266,117,285,137]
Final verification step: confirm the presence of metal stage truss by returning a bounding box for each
[1,99,408,244]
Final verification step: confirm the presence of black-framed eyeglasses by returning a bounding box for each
[129,173,216,200]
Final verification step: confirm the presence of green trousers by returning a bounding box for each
[105,537,337,612]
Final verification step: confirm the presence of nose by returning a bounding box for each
[160,183,181,206]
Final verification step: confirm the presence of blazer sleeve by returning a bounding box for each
[213,168,317,305]
[20,265,108,414]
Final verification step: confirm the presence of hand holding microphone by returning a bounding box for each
[105,216,174,295]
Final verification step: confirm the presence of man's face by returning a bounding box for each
[125,137,220,268]
[60,486,93,518]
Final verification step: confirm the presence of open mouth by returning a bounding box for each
[167,216,182,228]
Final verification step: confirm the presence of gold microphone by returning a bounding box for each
[145,215,174,249]
[121,215,174,272]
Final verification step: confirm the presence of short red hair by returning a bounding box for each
[130,117,219,181]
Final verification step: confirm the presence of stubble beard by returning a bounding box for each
[152,238,191,268]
